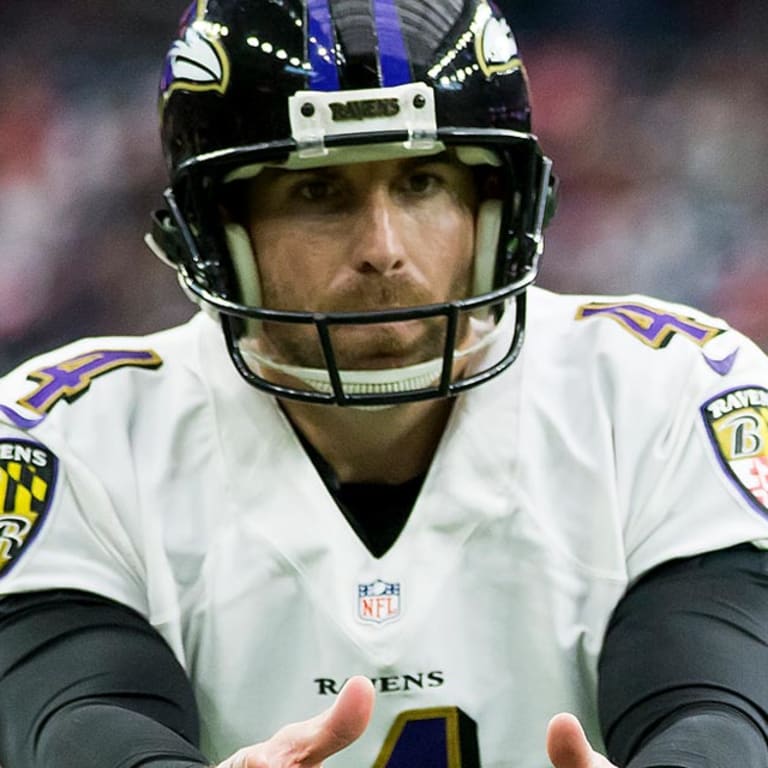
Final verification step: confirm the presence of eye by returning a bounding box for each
[296,178,339,201]
[405,172,441,195]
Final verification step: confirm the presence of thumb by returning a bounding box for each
[313,675,376,756]
[546,713,606,768]
[271,675,375,765]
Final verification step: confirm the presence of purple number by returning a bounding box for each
[373,707,480,768]
[576,302,724,349]
[17,350,162,415]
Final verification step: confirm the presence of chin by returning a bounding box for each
[331,324,440,369]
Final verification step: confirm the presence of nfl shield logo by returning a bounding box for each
[357,579,401,624]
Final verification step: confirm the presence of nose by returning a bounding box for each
[350,187,407,276]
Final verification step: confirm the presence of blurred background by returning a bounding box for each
[1,0,766,374]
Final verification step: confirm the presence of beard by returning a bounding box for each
[248,273,472,371]
[255,314,454,370]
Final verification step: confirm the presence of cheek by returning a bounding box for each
[249,221,335,305]
[416,206,475,285]
[249,222,297,304]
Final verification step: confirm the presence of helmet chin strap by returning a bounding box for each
[237,312,510,401]
[240,345,445,396]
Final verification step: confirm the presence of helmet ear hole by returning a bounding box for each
[473,199,503,296]
[224,223,262,306]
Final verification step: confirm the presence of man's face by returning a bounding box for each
[244,153,478,372]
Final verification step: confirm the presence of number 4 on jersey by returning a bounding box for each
[373,707,480,767]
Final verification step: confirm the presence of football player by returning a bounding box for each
[1,1,768,767]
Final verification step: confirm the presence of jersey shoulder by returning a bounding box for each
[526,286,764,380]
[0,313,212,434]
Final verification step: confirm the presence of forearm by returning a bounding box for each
[627,705,768,768]
[35,702,208,768]
[0,590,206,768]
[599,545,768,767]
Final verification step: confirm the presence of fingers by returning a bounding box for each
[217,675,375,768]
[546,713,616,768]
[317,674,376,752]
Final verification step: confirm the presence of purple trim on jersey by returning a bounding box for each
[307,0,340,91]
[704,349,740,377]
[372,0,412,86]
[0,405,43,430]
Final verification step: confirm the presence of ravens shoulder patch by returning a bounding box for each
[701,386,768,515]
[0,439,58,577]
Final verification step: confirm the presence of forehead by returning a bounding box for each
[224,144,500,186]
[259,152,463,181]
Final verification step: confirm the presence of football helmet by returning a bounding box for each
[148,0,557,406]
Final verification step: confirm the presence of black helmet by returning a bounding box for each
[148,0,557,406]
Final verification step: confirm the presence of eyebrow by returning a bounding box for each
[264,151,459,181]
[400,151,456,170]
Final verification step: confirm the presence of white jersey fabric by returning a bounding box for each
[2,286,768,767]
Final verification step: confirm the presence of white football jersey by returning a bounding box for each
[1,287,768,767]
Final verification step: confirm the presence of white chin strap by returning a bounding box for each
[241,347,444,396]
[238,313,508,398]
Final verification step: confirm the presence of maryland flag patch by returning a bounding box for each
[701,387,768,515]
[0,440,58,576]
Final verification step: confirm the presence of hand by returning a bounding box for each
[216,676,375,768]
[546,713,618,768]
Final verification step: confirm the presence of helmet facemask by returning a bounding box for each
[149,0,557,406]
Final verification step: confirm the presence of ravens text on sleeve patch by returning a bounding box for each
[701,387,768,515]
[0,440,58,576]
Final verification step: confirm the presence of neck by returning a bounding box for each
[280,397,455,484]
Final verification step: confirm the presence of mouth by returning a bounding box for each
[327,318,444,366]
[313,276,440,314]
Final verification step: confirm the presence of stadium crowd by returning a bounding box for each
[1,0,766,373]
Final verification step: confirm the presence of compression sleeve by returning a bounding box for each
[0,589,210,768]
[598,544,768,767]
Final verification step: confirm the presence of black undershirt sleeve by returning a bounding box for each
[0,589,209,768]
[598,544,768,767]
[5,547,768,767]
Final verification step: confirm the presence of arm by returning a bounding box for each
[547,544,768,767]
[0,589,373,768]
[0,589,207,767]
[598,543,768,767]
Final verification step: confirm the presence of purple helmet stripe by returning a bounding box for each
[372,0,412,86]
[307,0,340,91]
